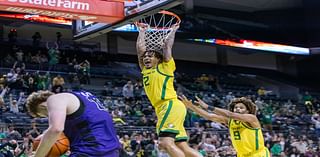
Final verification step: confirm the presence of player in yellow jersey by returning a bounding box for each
[136,24,201,157]
[179,95,270,157]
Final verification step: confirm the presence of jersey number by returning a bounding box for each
[233,131,241,140]
[143,76,150,86]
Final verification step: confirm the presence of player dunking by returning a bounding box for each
[179,95,270,157]
[26,91,120,157]
[136,23,201,156]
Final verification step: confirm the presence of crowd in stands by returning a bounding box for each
[0,38,319,156]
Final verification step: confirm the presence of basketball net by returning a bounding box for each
[135,11,181,52]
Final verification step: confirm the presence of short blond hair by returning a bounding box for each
[26,91,54,117]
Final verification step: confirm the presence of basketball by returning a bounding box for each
[33,133,70,157]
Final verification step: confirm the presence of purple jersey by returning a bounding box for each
[64,91,120,156]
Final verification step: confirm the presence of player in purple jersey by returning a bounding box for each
[25,90,120,157]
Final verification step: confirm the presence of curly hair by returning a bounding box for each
[142,50,163,63]
[228,97,257,115]
[26,90,54,117]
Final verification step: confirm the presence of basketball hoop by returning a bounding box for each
[135,10,181,52]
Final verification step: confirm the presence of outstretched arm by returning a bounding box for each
[194,96,260,128]
[179,95,228,124]
[136,23,147,70]
[162,24,179,62]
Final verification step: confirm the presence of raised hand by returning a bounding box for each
[178,95,194,109]
[163,24,179,48]
[195,96,209,109]
[135,22,148,33]
[172,23,180,32]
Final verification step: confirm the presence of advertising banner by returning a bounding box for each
[0,0,125,23]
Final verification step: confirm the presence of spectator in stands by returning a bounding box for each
[120,134,131,153]
[188,122,203,145]
[24,52,32,64]
[225,92,235,104]
[114,97,125,107]
[196,74,210,91]
[290,137,307,155]
[142,105,153,116]
[12,61,26,75]
[39,53,48,68]
[17,135,33,157]
[5,124,22,141]
[311,113,320,137]
[199,132,216,154]
[130,133,145,157]
[25,90,120,156]
[26,120,41,140]
[303,91,314,114]
[0,76,5,90]
[133,104,144,117]
[67,57,78,72]
[47,42,60,71]
[123,80,134,104]
[103,81,113,96]
[271,140,282,156]
[26,76,37,94]
[8,29,17,44]
[51,74,64,93]
[112,107,126,125]
[255,97,264,110]
[15,49,24,63]
[68,73,80,90]
[257,86,272,96]
[36,71,50,91]
[9,94,21,113]
[0,97,5,114]
[3,54,15,67]
[6,69,18,89]
[261,105,273,131]
[123,104,133,116]
[56,32,62,45]
[103,96,114,107]
[31,50,41,68]
[79,60,91,85]
[133,81,143,101]
[0,87,8,114]
[137,116,149,126]
[111,87,122,97]
[0,138,18,157]
[32,32,42,48]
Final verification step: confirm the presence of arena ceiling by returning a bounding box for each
[0,0,319,48]
[177,0,320,48]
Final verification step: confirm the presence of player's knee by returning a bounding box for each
[158,139,175,151]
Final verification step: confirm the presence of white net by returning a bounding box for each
[136,11,180,52]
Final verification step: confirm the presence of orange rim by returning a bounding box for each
[135,10,180,29]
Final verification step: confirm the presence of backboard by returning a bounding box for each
[73,0,184,41]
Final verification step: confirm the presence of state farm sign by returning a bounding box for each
[0,0,124,23]
[7,0,90,11]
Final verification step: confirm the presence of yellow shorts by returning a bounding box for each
[238,147,270,157]
[155,99,188,141]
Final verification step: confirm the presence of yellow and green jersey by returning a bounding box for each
[141,58,177,109]
[229,119,269,157]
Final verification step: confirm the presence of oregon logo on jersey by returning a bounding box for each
[142,58,177,106]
